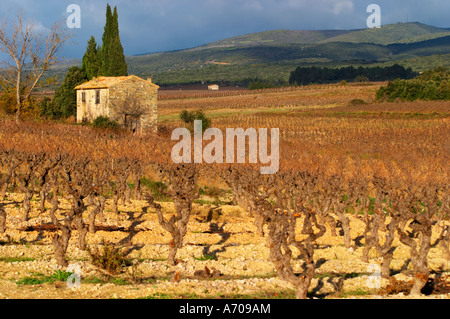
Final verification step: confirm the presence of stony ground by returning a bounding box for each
[0,192,448,299]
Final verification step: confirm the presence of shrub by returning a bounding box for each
[354,75,369,82]
[179,109,211,132]
[91,116,119,130]
[140,177,171,202]
[376,67,450,101]
[0,90,17,115]
[348,98,367,106]
[38,97,54,118]
[87,242,130,275]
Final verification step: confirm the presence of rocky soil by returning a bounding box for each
[0,193,448,299]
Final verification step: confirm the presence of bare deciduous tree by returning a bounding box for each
[0,11,71,121]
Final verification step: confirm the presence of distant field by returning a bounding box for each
[157,82,383,121]
[157,82,449,171]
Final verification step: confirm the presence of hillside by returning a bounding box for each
[320,22,450,45]
[169,22,450,49]
[46,22,450,87]
[387,35,450,56]
[200,29,351,48]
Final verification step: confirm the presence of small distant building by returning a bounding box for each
[74,75,159,133]
[208,84,219,91]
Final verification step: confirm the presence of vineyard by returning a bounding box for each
[157,83,380,113]
[0,84,449,299]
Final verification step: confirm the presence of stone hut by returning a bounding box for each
[75,75,158,133]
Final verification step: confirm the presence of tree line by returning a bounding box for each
[376,67,450,101]
[289,64,417,86]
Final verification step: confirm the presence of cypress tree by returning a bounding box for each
[109,6,128,76]
[99,4,127,76]
[111,6,119,40]
[81,36,100,80]
[50,66,88,119]
[99,4,113,76]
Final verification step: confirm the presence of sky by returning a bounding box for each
[1,0,449,59]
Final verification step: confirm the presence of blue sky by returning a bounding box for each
[1,0,449,59]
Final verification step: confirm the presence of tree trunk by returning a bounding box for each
[410,230,432,295]
[166,202,191,266]
[74,213,88,250]
[167,243,179,266]
[398,221,432,295]
[88,196,105,233]
[378,217,399,279]
[334,209,351,248]
[69,195,88,250]
[146,194,191,266]
[295,273,313,299]
[21,189,33,222]
[267,215,317,299]
[133,177,142,200]
[0,161,18,199]
[48,183,72,267]
[0,204,6,233]
[380,248,394,279]
[52,225,71,267]
[124,183,132,205]
[39,189,46,213]
[15,74,21,123]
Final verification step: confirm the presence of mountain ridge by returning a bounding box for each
[126,23,450,77]
[47,22,450,86]
[318,22,450,45]
[133,22,450,56]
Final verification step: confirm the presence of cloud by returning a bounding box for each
[29,20,51,34]
[331,0,354,15]
[243,0,264,11]
[0,0,448,58]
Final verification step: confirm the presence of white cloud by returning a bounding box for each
[244,0,264,11]
[330,0,354,15]
[29,20,51,34]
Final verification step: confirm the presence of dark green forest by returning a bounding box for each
[289,64,417,85]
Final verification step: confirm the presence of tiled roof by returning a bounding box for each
[74,75,159,90]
